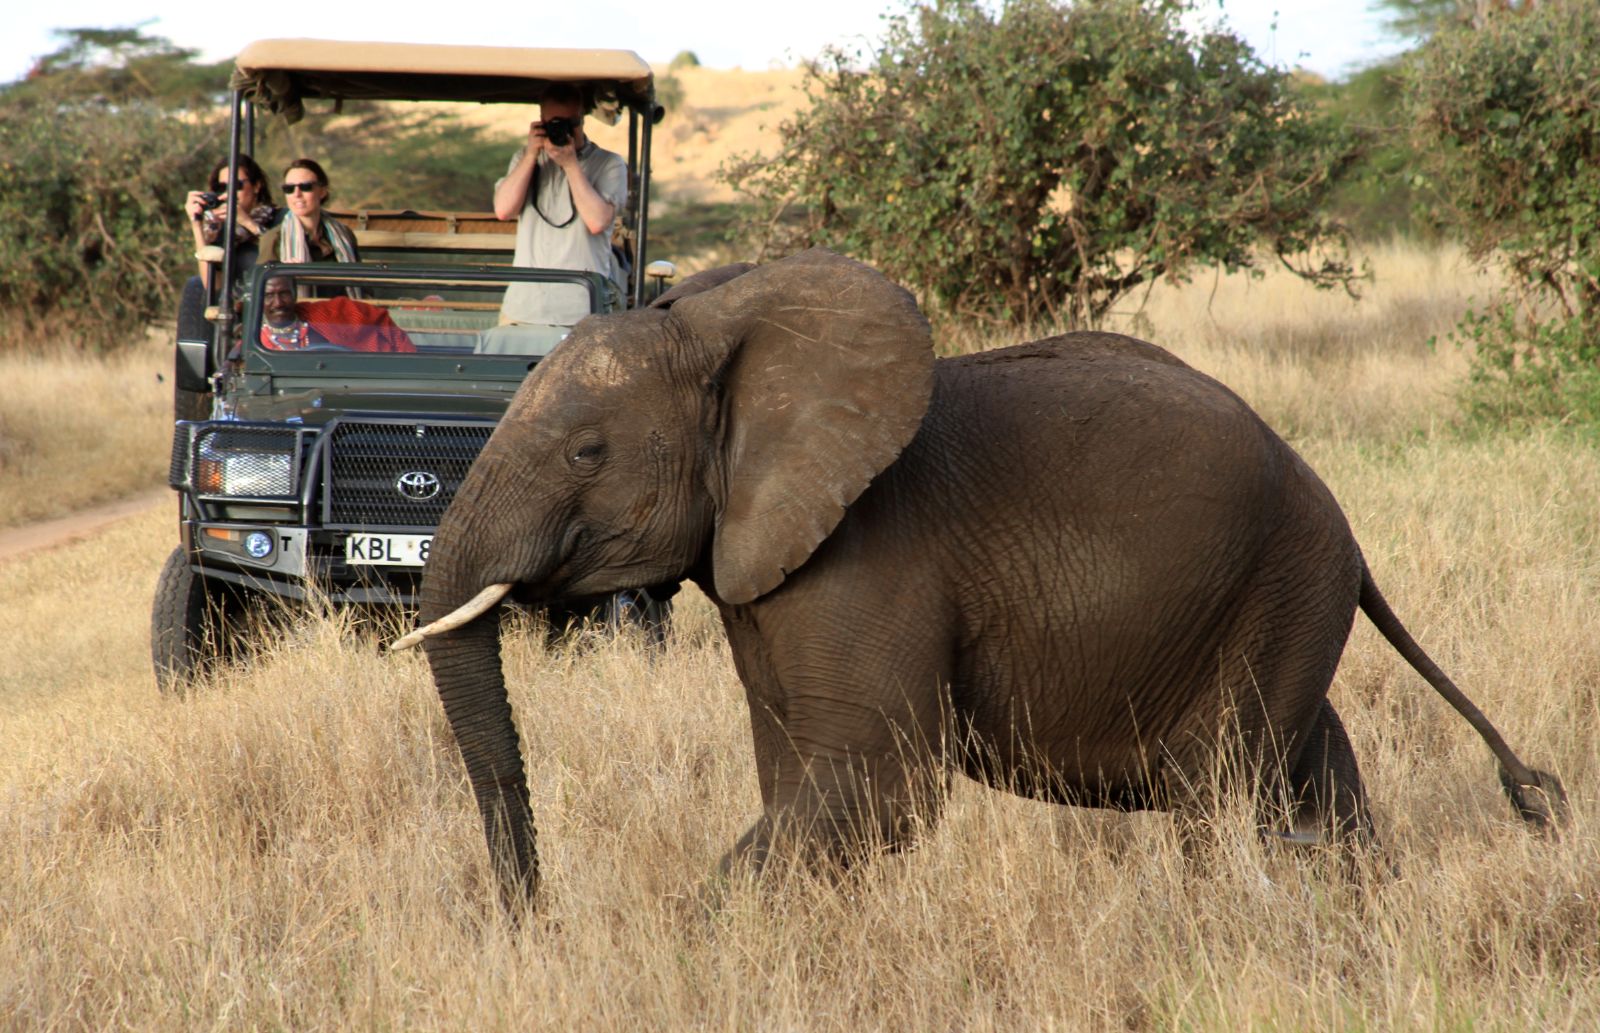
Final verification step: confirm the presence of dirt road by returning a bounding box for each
[0,488,170,562]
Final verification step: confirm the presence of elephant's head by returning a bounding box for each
[396,248,935,907]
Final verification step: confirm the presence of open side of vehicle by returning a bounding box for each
[154,40,676,691]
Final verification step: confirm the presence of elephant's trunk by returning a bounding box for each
[422,609,540,911]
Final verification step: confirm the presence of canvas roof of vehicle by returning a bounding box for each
[231,39,654,123]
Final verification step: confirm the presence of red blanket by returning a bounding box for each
[299,296,416,352]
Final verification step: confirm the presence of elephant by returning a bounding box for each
[392,248,1566,909]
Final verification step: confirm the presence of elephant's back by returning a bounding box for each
[924,331,1282,507]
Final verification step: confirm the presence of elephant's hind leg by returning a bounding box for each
[1280,699,1374,847]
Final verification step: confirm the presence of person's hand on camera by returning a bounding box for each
[185,190,212,222]
[545,134,578,171]
[528,119,578,170]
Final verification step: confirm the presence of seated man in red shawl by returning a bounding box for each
[258,275,416,352]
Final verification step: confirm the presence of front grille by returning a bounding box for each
[324,419,494,528]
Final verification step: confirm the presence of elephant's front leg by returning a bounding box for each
[716,607,955,880]
[718,741,951,879]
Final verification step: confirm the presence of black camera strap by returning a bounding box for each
[530,158,578,229]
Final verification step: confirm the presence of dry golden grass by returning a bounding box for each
[3,243,1598,1029]
[0,328,173,528]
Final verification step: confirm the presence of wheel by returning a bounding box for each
[602,587,673,647]
[542,587,673,647]
[150,547,243,694]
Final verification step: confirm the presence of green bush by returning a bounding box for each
[0,98,213,350]
[1450,305,1600,428]
[722,0,1361,326]
[1406,0,1600,424]
[0,29,223,350]
[1294,62,1437,243]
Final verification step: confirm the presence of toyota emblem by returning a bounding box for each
[395,470,442,501]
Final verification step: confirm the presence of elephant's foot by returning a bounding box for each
[686,814,779,918]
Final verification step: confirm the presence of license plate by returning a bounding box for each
[344,533,432,566]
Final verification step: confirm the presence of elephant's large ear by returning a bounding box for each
[648,262,756,309]
[671,248,935,605]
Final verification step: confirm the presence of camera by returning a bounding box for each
[541,117,578,148]
[198,191,223,211]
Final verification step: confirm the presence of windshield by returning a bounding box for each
[246,265,606,359]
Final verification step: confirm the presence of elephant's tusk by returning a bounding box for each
[388,582,514,651]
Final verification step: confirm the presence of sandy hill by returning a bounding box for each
[459,65,808,206]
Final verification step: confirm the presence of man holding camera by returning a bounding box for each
[493,84,628,327]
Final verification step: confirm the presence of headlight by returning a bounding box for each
[194,428,300,497]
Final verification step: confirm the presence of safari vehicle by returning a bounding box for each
[153,40,676,690]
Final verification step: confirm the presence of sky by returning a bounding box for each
[2,1,1413,87]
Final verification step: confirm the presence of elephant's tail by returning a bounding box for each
[1358,563,1568,832]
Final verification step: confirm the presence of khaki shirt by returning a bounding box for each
[497,140,628,326]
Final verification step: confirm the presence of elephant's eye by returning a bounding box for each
[570,441,606,466]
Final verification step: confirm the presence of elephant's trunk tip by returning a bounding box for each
[388,582,515,652]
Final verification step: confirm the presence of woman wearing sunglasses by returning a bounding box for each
[260,158,361,266]
[183,155,282,290]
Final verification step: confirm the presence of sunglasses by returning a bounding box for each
[282,181,321,194]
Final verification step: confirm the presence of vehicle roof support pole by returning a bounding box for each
[216,89,244,370]
[627,108,638,188]
[633,106,654,308]
[626,108,640,304]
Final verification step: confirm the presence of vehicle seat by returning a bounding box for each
[476,324,571,356]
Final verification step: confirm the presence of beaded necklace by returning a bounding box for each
[261,319,308,350]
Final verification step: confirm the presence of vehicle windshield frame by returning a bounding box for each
[240,262,607,369]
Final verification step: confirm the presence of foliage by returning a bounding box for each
[1370,0,1474,40]
[0,29,217,350]
[11,26,231,108]
[669,51,702,70]
[722,0,1361,326]
[1449,305,1600,428]
[655,74,686,119]
[1293,63,1435,242]
[1372,0,1540,40]
[1406,0,1600,423]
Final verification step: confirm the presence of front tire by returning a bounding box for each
[150,547,242,694]
[543,587,674,647]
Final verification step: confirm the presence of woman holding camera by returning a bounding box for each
[183,155,280,290]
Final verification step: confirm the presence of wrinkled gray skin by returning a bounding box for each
[416,248,1564,910]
